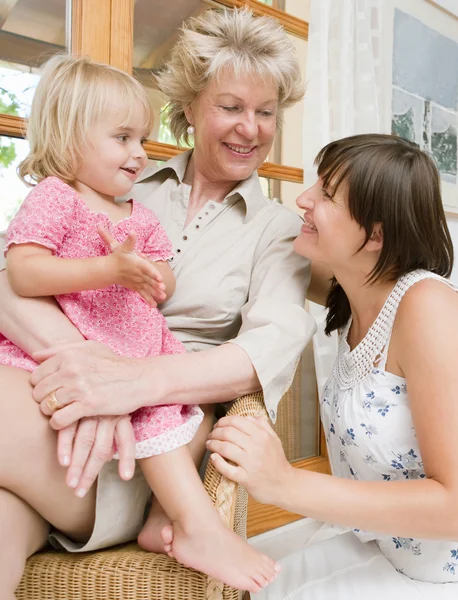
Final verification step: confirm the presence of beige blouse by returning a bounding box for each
[131,151,316,421]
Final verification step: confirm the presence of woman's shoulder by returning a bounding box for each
[395,273,458,343]
[256,201,303,236]
[398,273,457,313]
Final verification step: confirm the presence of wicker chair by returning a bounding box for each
[17,392,268,600]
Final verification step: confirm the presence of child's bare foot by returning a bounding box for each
[137,499,171,553]
[160,520,280,593]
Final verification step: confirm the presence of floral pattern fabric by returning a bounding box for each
[0,177,203,458]
[321,270,458,583]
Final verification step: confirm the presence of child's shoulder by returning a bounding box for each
[32,176,74,194]
[130,199,162,226]
[26,176,79,207]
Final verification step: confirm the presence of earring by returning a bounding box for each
[187,125,195,136]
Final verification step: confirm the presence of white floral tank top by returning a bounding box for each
[321,269,458,583]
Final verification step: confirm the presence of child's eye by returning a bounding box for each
[141,138,148,146]
[117,135,128,142]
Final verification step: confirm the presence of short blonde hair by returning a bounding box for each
[157,7,304,146]
[19,55,154,185]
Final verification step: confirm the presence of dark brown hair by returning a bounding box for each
[317,134,453,335]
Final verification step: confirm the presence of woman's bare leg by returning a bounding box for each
[138,403,215,552]
[0,489,49,600]
[137,445,279,594]
[0,366,97,594]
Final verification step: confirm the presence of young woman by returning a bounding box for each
[208,134,458,599]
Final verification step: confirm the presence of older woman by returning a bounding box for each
[0,8,315,596]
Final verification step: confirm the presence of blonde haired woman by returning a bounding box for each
[0,8,314,597]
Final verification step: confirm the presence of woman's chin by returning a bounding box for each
[293,237,314,259]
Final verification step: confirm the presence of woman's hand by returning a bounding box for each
[57,415,136,498]
[30,340,155,428]
[206,415,293,506]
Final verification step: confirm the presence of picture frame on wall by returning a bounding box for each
[381,0,458,214]
[427,0,458,19]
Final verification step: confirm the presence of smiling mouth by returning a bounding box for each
[303,217,317,231]
[121,167,137,175]
[224,143,256,155]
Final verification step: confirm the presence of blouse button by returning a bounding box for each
[205,212,209,216]
[209,204,215,209]
[182,235,188,241]
[195,225,200,229]
[269,409,276,420]
[176,249,181,253]
[169,256,174,261]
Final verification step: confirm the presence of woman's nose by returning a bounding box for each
[296,188,315,211]
[235,112,257,140]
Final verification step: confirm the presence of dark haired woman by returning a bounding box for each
[208,134,458,598]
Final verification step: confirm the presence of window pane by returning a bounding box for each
[0,136,30,230]
[0,0,67,118]
[134,0,211,146]
[266,34,307,169]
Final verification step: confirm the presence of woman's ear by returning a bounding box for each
[366,223,383,252]
[184,105,194,126]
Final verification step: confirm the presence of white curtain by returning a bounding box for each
[303,0,386,395]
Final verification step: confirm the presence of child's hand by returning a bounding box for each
[98,227,167,307]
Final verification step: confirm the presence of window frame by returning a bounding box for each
[0,0,327,537]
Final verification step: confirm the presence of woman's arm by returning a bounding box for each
[30,209,312,427]
[0,270,83,353]
[32,340,260,429]
[208,279,458,540]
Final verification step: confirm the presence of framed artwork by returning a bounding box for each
[427,0,458,19]
[382,0,458,213]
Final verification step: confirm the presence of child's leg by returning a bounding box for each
[137,446,280,594]
[0,489,49,600]
[138,403,215,553]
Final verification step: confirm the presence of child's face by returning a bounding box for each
[74,107,149,199]
[293,178,368,271]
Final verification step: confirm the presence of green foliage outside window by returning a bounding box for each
[0,87,20,170]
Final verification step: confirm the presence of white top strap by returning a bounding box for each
[335,269,456,388]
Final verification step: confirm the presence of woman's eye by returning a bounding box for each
[221,106,239,112]
[257,110,273,117]
[323,190,333,200]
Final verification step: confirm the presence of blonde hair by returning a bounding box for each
[19,55,154,186]
[157,7,304,146]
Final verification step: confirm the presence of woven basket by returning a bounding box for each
[17,392,267,600]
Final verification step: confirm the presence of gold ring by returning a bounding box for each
[46,391,61,413]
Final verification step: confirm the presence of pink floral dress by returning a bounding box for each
[0,177,203,458]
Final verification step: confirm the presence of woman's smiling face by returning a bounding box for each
[185,69,278,183]
[293,179,369,271]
